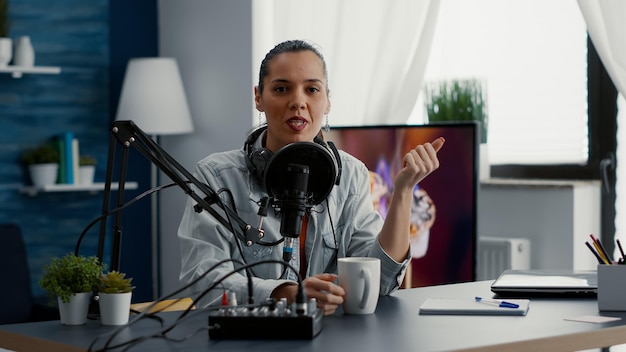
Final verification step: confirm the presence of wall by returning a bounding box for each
[0,0,155,303]
[108,0,158,303]
[0,0,112,299]
[157,0,253,296]
[478,179,601,271]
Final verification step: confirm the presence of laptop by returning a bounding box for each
[490,269,597,297]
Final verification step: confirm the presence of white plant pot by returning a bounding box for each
[58,292,91,325]
[29,163,59,187]
[98,291,132,325]
[78,165,95,185]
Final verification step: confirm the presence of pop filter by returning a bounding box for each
[264,141,338,208]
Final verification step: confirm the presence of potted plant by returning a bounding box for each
[39,253,105,325]
[425,78,490,179]
[21,142,61,187]
[424,79,488,143]
[78,154,97,185]
[0,0,11,67]
[97,270,135,325]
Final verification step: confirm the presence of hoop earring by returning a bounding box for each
[258,111,265,125]
[323,114,330,132]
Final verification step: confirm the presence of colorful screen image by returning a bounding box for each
[326,123,477,287]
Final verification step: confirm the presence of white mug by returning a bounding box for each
[338,257,380,314]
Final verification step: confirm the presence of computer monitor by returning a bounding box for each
[326,122,478,287]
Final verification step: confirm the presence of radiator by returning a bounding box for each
[477,237,531,280]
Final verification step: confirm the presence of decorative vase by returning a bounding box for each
[98,291,132,325]
[0,37,11,67]
[58,292,91,325]
[29,163,58,187]
[13,35,34,67]
[78,165,95,185]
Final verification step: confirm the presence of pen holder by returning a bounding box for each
[597,264,626,311]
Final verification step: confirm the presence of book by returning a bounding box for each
[72,138,79,183]
[56,136,66,184]
[62,131,74,184]
[418,298,530,316]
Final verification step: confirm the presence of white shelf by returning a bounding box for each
[0,65,61,78]
[20,182,138,196]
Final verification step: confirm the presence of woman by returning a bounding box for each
[178,39,444,315]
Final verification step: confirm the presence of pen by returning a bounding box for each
[617,239,626,262]
[474,296,519,308]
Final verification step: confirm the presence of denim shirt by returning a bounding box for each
[177,134,409,307]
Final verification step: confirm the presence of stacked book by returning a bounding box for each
[56,131,80,184]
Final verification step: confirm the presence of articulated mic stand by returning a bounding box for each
[98,120,265,273]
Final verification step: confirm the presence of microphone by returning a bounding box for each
[263,142,338,265]
[279,163,310,262]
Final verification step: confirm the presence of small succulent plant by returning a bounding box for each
[99,271,135,294]
[79,155,97,166]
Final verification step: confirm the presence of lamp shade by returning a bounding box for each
[115,58,194,135]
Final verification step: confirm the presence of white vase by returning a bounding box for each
[29,163,58,187]
[13,35,35,67]
[58,292,91,325]
[78,165,95,185]
[0,37,11,67]
[98,292,132,325]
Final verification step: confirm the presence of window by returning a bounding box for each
[409,0,589,166]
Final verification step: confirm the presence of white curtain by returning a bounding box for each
[578,0,626,257]
[252,0,440,126]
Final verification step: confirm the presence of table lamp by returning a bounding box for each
[115,57,194,299]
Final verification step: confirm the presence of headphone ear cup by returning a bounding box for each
[244,125,271,184]
[246,147,273,184]
[326,141,342,186]
[314,136,342,186]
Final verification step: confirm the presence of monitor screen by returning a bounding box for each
[326,123,477,287]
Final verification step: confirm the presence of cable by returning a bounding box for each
[213,188,255,305]
[88,258,247,352]
[88,259,304,352]
[74,182,179,257]
[324,198,339,272]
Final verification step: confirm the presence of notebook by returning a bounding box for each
[490,269,597,297]
[419,298,530,316]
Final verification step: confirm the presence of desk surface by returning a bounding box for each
[2,280,626,351]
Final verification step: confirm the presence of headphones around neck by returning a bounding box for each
[244,125,342,189]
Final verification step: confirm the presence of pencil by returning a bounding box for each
[592,240,610,264]
[590,234,611,264]
[585,241,606,264]
[596,237,613,264]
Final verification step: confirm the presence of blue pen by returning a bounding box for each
[475,296,519,308]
